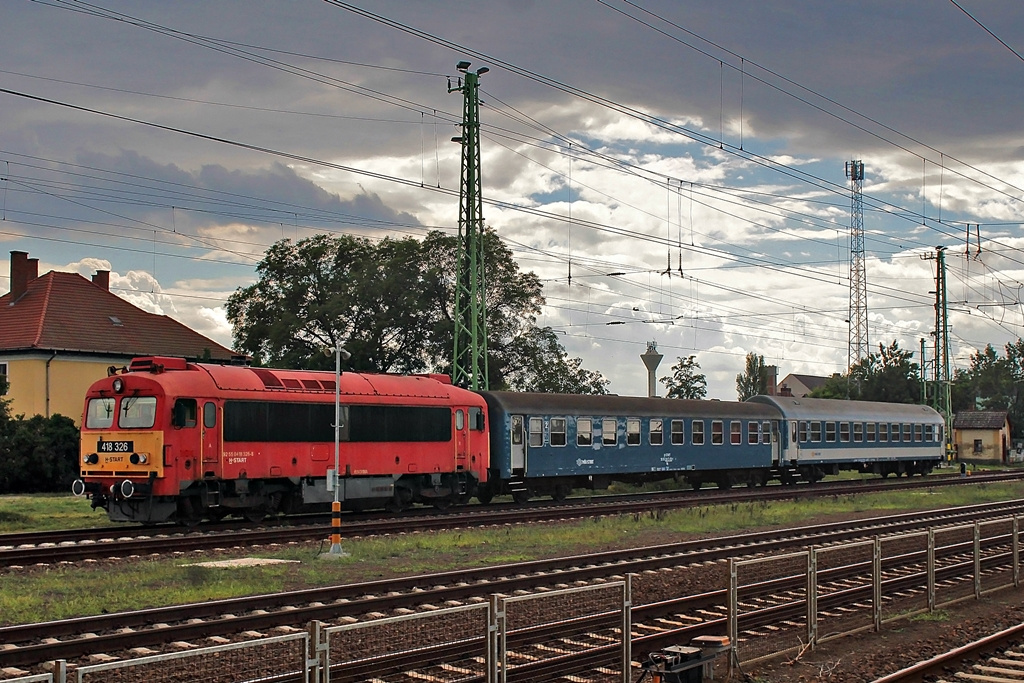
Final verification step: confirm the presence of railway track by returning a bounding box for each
[2,470,1018,567]
[2,497,1024,675]
[872,622,1024,683]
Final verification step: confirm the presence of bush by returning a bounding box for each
[0,405,79,494]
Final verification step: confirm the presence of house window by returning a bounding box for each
[974,439,983,454]
[649,419,663,446]
[577,418,592,446]
[0,362,7,395]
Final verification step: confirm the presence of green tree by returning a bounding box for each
[660,355,707,399]
[811,340,921,403]
[952,340,1024,437]
[227,230,607,392]
[736,352,769,401]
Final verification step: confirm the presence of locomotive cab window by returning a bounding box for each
[529,418,543,447]
[172,399,197,428]
[577,418,592,446]
[550,418,567,446]
[602,418,617,446]
[86,397,116,429]
[671,420,685,445]
[691,420,704,445]
[470,407,485,431]
[649,418,663,446]
[626,418,641,446]
[120,396,157,429]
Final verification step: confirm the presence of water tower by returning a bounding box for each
[641,341,663,398]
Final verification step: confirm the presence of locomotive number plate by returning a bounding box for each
[98,440,133,453]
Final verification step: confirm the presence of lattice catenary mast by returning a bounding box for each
[449,61,489,390]
[846,160,868,370]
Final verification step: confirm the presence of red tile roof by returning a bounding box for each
[953,410,1010,431]
[0,271,239,361]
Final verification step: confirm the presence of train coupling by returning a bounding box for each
[640,636,730,682]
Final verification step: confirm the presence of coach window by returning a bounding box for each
[203,402,216,429]
[924,424,934,442]
[810,421,822,442]
[650,419,664,446]
[853,422,863,442]
[798,421,808,442]
[86,397,116,429]
[577,418,592,446]
[550,418,566,447]
[455,410,465,431]
[671,420,685,445]
[711,420,724,445]
[691,420,704,445]
[902,423,912,442]
[529,418,544,447]
[866,422,876,442]
[825,421,837,443]
[914,424,923,442]
[602,418,617,446]
[748,421,760,445]
[762,421,772,444]
[626,419,641,446]
[890,423,900,442]
[730,421,742,445]
[879,422,889,441]
[839,422,851,442]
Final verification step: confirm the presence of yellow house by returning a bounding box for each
[0,251,241,425]
[952,410,1011,464]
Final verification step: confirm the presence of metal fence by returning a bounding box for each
[730,515,1024,668]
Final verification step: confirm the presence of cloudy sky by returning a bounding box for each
[2,0,1023,398]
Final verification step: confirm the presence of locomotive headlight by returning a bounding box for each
[112,378,125,393]
[129,452,147,465]
[84,453,99,465]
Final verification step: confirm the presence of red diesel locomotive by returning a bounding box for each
[73,357,489,524]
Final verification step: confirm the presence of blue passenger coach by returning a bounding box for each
[747,395,944,479]
[479,392,780,501]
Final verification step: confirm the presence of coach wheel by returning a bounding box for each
[716,478,732,490]
[690,479,702,491]
[512,489,531,504]
[552,484,571,502]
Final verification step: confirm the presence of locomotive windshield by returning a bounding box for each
[85,396,157,429]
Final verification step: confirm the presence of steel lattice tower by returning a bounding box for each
[449,62,489,390]
[846,160,868,370]
[926,247,952,436]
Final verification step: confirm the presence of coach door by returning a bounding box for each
[788,420,800,464]
[510,415,526,472]
[201,401,221,479]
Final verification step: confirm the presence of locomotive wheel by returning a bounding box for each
[243,507,267,523]
[476,488,494,505]
[432,496,453,511]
